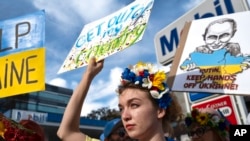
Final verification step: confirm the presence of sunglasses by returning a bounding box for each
[188,126,209,138]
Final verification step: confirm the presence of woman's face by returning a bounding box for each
[118,88,163,140]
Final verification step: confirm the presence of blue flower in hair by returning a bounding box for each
[157,92,172,109]
[121,68,135,82]
[134,75,143,85]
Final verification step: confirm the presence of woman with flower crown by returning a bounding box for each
[116,61,183,141]
[184,108,230,141]
[57,57,182,141]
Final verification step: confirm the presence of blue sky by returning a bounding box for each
[1,0,246,116]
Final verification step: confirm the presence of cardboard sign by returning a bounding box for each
[0,11,45,98]
[58,0,154,74]
[167,11,250,95]
[192,95,240,124]
[0,10,45,57]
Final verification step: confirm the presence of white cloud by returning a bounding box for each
[80,67,122,116]
[32,0,125,30]
[183,0,205,11]
[32,0,131,83]
[48,77,68,87]
[70,81,79,89]
[71,0,125,22]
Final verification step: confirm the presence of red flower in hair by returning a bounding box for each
[191,108,199,118]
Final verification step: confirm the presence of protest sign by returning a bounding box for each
[58,0,154,74]
[167,11,250,95]
[0,10,45,98]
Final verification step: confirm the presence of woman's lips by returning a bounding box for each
[125,124,135,130]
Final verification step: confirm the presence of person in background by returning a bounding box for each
[19,119,46,141]
[116,61,183,141]
[184,108,230,141]
[100,118,134,141]
[57,57,136,141]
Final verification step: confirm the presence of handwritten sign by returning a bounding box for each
[0,10,45,98]
[58,0,154,74]
[167,11,250,95]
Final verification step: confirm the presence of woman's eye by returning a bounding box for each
[131,103,139,108]
[119,107,123,112]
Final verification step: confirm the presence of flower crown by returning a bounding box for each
[117,61,172,109]
[185,108,230,138]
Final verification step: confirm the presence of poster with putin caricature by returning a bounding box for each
[58,0,154,74]
[167,11,250,95]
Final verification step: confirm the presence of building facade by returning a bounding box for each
[0,84,106,140]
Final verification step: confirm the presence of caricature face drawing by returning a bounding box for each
[203,18,237,52]
[204,21,234,51]
[180,18,242,71]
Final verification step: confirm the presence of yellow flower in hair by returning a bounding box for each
[135,61,146,68]
[152,71,166,90]
[196,113,209,125]
[135,62,153,73]
[134,62,145,74]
